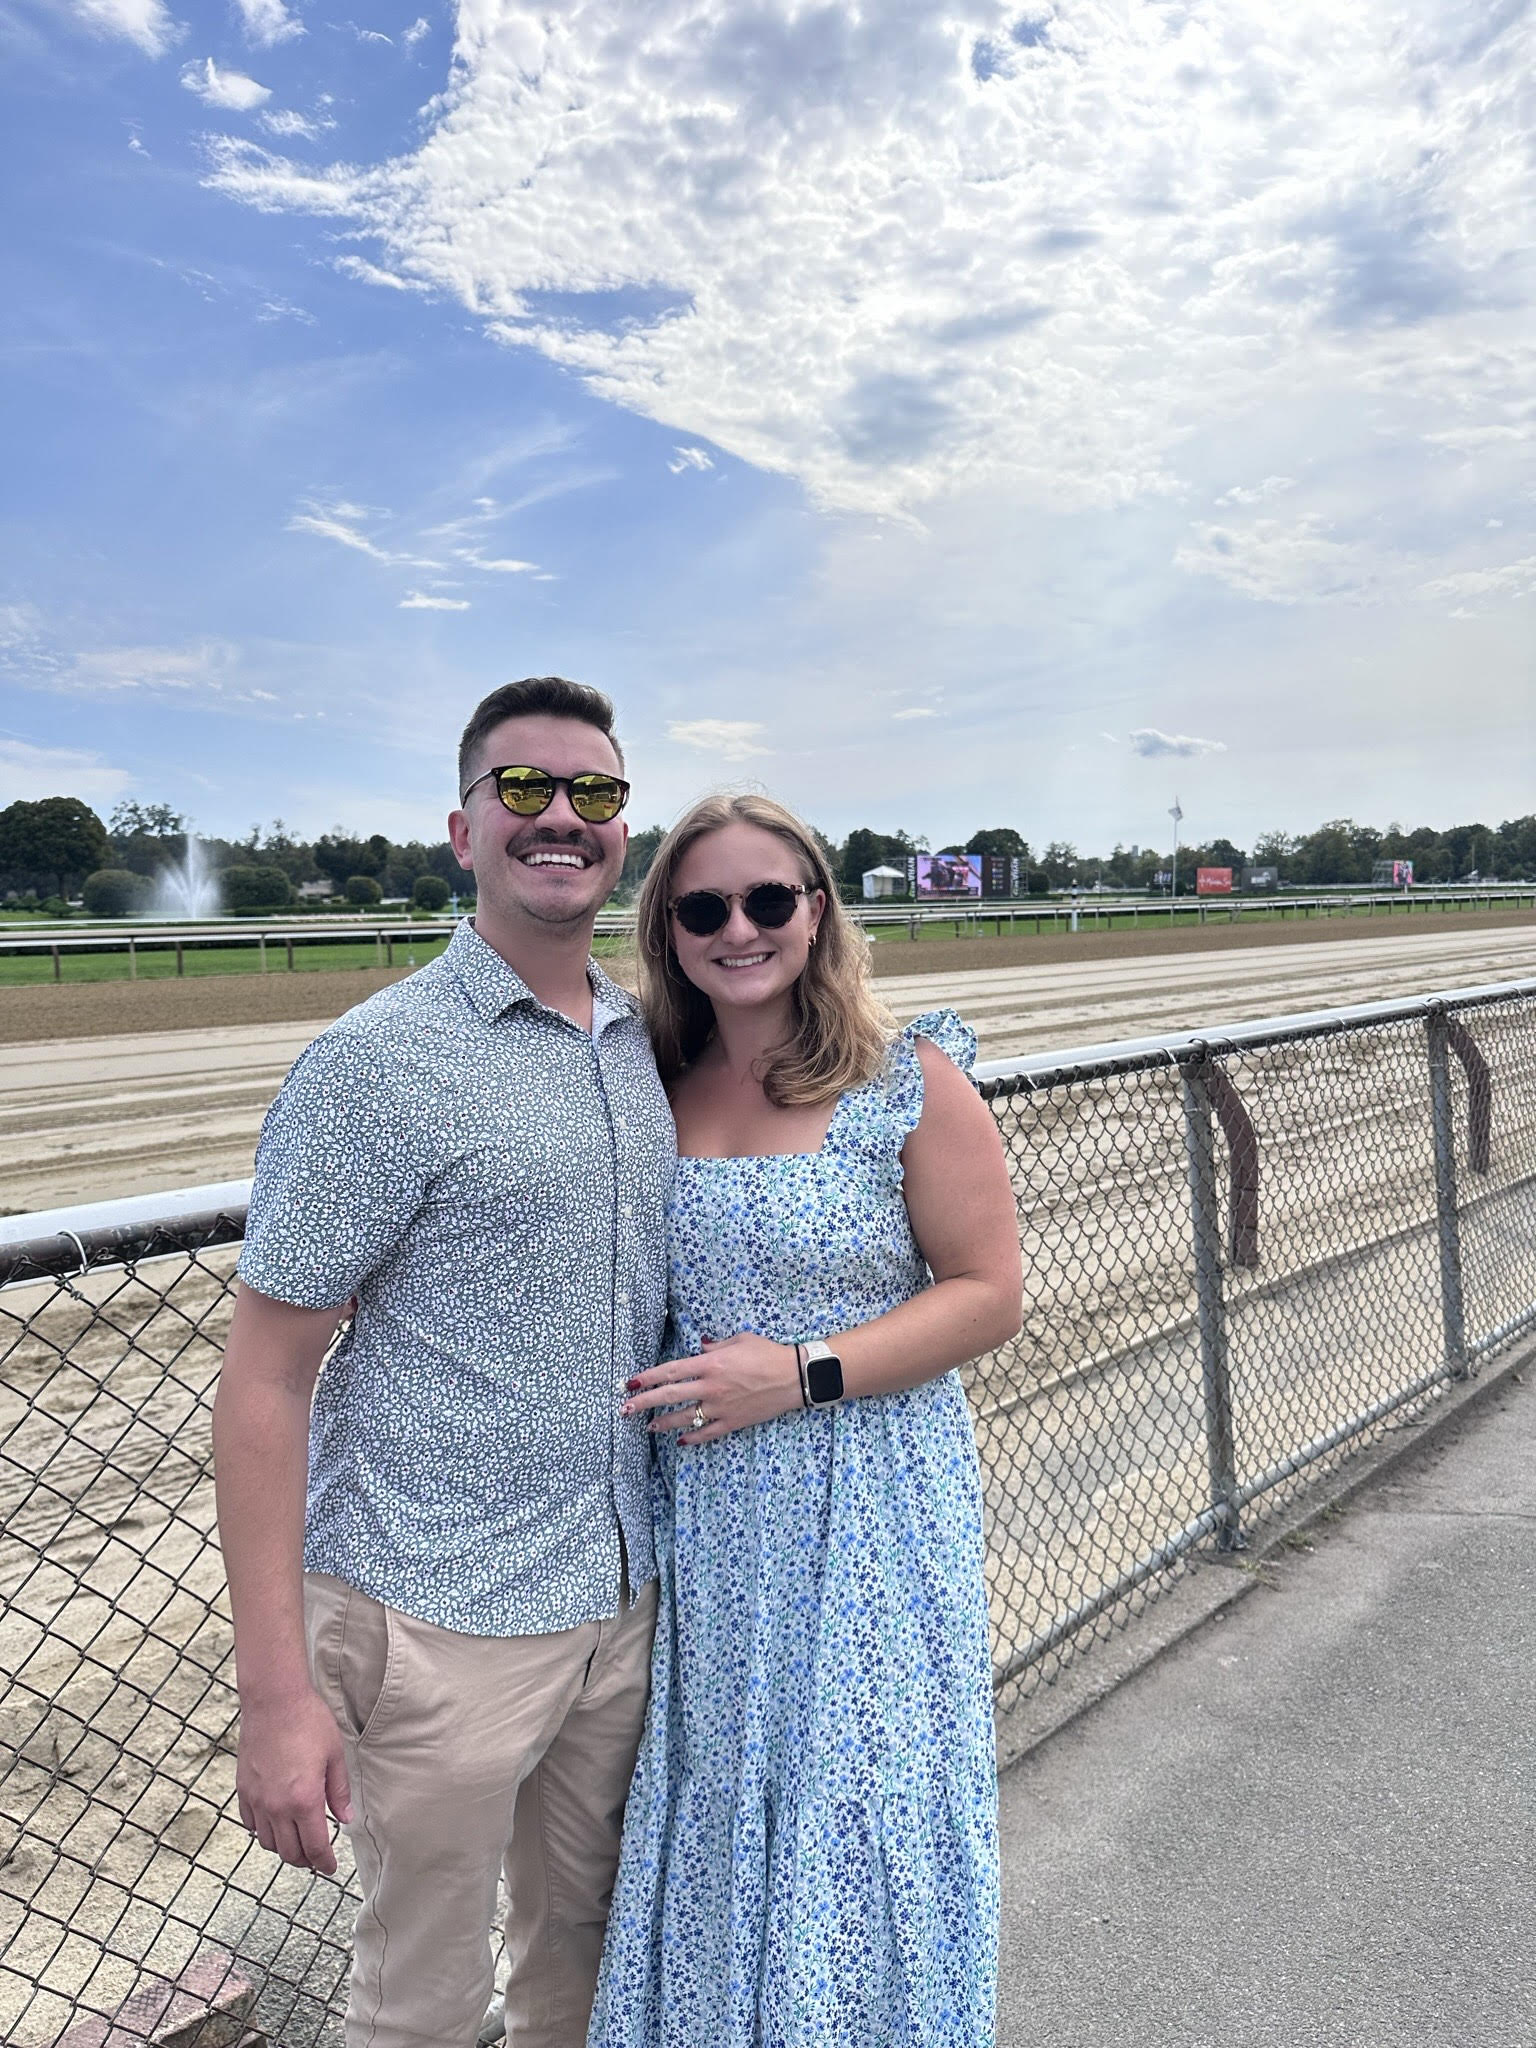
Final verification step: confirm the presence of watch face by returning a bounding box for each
[805,1351,843,1405]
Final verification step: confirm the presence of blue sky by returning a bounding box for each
[2,0,1532,857]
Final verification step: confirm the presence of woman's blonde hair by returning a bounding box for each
[636,791,894,1104]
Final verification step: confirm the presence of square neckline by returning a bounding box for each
[674,1085,853,1164]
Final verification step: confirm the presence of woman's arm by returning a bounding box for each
[624,1039,1023,1440]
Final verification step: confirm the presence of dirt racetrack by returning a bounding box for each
[3,911,1534,1218]
[1,906,1532,1045]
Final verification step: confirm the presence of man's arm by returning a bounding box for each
[213,1281,353,1874]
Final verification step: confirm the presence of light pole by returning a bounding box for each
[1169,797,1183,904]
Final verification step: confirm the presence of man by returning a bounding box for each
[214,677,674,2048]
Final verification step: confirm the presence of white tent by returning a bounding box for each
[862,865,907,900]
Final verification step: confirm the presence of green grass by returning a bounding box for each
[0,929,635,988]
[0,896,1524,987]
[859,895,1528,942]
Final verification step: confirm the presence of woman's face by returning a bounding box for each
[666,821,825,1017]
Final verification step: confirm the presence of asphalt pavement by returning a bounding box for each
[997,1358,1536,2048]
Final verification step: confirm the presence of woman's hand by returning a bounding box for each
[622,1335,804,1444]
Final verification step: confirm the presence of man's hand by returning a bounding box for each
[622,1334,804,1444]
[236,1685,353,1874]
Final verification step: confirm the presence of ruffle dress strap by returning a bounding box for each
[885,1007,979,1143]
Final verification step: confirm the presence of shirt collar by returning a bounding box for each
[446,917,641,1030]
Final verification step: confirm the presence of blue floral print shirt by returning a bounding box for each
[238,919,675,1637]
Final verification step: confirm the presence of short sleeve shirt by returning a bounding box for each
[237,920,675,1637]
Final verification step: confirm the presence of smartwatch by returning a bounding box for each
[799,1339,844,1409]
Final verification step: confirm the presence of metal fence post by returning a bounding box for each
[1425,1007,1470,1379]
[1181,1053,1244,1550]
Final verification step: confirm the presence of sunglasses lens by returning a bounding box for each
[496,768,555,815]
[672,892,730,936]
[569,775,628,822]
[742,884,800,928]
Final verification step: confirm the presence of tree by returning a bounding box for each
[108,800,188,878]
[82,868,145,916]
[1040,841,1078,888]
[840,828,916,891]
[0,797,110,896]
[428,840,468,887]
[223,865,293,910]
[315,832,389,886]
[964,828,1030,858]
[346,874,383,906]
[412,874,450,911]
[620,825,667,899]
[109,800,185,840]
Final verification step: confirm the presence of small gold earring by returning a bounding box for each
[808,930,818,947]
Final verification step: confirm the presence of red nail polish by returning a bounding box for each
[625,1378,642,1392]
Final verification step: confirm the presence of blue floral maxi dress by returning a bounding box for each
[588,1012,999,2048]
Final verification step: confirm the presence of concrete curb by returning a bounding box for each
[993,1330,1536,1776]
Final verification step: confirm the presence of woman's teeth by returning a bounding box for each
[717,952,771,968]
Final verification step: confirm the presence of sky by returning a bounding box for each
[1,0,1532,858]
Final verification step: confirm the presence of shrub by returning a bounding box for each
[223,865,294,911]
[411,873,450,912]
[82,869,144,917]
[345,874,383,906]
[1025,871,1050,897]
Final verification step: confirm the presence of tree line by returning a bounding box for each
[1,795,1533,915]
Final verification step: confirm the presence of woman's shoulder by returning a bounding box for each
[837,1009,978,1150]
[889,1008,977,1077]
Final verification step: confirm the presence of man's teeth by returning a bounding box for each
[522,851,588,869]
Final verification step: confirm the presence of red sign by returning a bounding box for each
[1196,867,1233,895]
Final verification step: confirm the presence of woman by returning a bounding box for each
[589,793,1022,2048]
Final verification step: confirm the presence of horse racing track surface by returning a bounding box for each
[4,976,1534,2045]
[5,916,1535,1215]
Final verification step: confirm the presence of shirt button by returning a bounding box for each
[617,1292,630,1307]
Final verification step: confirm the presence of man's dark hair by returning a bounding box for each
[457,676,624,795]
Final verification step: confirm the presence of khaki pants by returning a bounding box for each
[305,1572,657,2048]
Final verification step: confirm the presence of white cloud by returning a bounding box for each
[457,551,537,573]
[67,0,177,58]
[49,640,241,700]
[180,57,271,112]
[402,14,430,48]
[289,505,393,559]
[1173,516,1386,606]
[333,254,431,292]
[892,707,937,720]
[0,738,132,809]
[234,0,302,47]
[262,109,332,141]
[399,591,470,609]
[667,719,770,761]
[1128,729,1227,759]
[202,0,1536,529]
[668,446,714,474]
[1416,556,1536,603]
[287,500,439,567]
[1215,477,1296,509]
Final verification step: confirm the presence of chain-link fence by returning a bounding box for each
[3,980,1534,2044]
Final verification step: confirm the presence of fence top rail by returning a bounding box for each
[973,974,1536,1092]
[3,973,1533,1286]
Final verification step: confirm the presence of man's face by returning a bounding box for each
[449,713,629,932]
